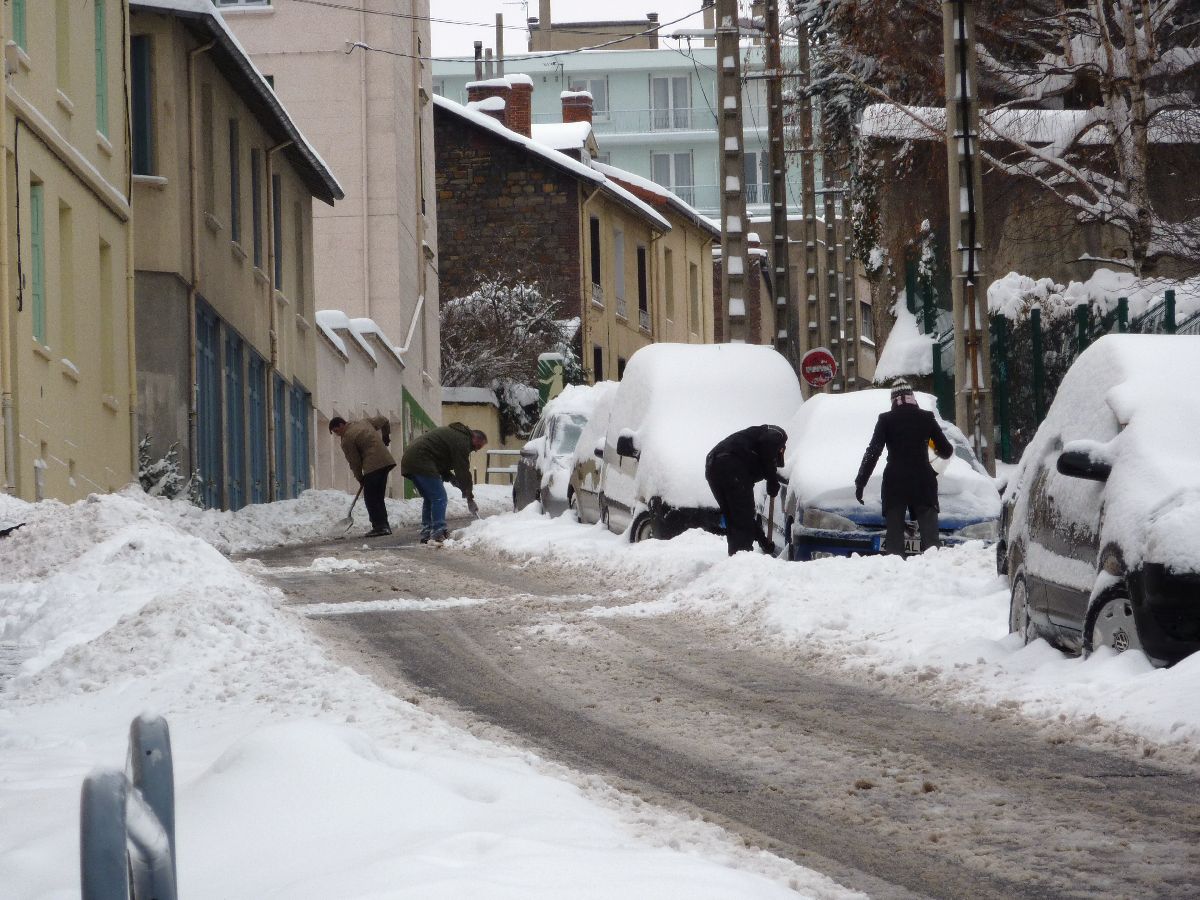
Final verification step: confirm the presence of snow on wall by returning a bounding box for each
[873,298,933,381]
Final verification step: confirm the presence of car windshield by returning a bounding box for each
[549,415,587,456]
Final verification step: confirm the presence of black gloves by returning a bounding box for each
[854,483,864,505]
[767,480,780,498]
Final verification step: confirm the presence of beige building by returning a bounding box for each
[130,1,342,508]
[1,0,136,501]
[216,0,442,482]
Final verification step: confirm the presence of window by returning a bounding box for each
[617,357,627,380]
[568,76,608,118]
[860,299,875,342]
[59,202,74,361]
[30,182,45,345]
[251,149,263,267]
[13,0,26,49]
[613,227,625,306]
[56,0,70,92]
[594,152,611,165]
[743,151,771,205]
[272,173,283,290]
[589,216,601,289]
[650,75,690,130]
[131,36,154,175]
[636,245,649,329]
[688,262,700,333]
[201,84,215,213]
[228,119,241,243]
[95,0,108,137]
[99,240,114,393]
[664,248,675,321]
[293,201,305,316]
[651,152,694,205]
[592,345,604,382]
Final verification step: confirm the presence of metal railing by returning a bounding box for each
[485,449,520,484]
[81,714,177,900]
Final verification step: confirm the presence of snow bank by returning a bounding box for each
[873,299,932,381]
[988,269,1200,322]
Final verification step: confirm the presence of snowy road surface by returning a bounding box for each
[256,529,1200,900]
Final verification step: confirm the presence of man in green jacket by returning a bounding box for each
[329,415,396,537]
[400,422,488,542]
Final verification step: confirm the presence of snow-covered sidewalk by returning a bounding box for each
[460,506,1200,762]
[0,487,853,899]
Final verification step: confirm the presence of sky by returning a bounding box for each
[430,0,710,59]
[3,458,1199,895]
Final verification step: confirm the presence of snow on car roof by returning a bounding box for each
[544,382,611,419]
[612,344,803,508]
[1008,334,1200,572]
[781,390,1000,518]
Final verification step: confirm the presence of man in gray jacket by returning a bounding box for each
[329,415,395,537]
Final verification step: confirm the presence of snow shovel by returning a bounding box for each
[338,486,363,534]
[766,493,776,554]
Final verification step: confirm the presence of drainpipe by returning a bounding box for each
[0,14,14,494]
[579,184,602,380]
[124,11,138,482]
[265,139,293,500]
[187,40,216,485]
[359,3,370,319]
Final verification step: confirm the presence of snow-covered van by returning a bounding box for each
[594,343,802,541]
[999,334,1200,666]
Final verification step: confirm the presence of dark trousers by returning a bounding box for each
[706,457,757,556]
[883,503,939,556]
[362,464,394,530]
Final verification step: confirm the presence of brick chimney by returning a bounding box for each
[561,90,594,125]
[506,74,534,138]
[466,78,511,128]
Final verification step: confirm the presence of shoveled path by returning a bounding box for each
[245,528,1200,900]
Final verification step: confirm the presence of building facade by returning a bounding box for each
[130,1,342,509]
[1,0,136,501]
[216,0,441,482]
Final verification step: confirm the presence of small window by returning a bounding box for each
[617,357,627,380]
[131,36,154,175]
[251,149,263,267]
[589,217,602,288]
[592,345,604,382]
[56,0,70,92]
[860,299,874,342]
[272,174,283,290]
[30,182,46,345]
[688,262,700,334]
[664,248,675,321]
[293,200,305,316]
[568,76,608,117]
[229,119,241,243]
[636,246,648,316]
[95,0,109,137]
[13,0,27,50]
[201,84,215,213]
[613,228,625,302]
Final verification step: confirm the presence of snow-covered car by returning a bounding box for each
[998,334,1200,667]
[594,343,803,542]
[513,384,615,517]
[763,390,1001,561]
[567,381,619,524]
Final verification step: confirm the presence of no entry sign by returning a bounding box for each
[800,348,837,388]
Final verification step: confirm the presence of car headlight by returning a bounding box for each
[956,520,999,541]
[802,508,858,532]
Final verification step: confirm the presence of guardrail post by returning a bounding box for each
[129,714,176,884]
[81,770,131,900]
[1117,297,1128,332]
[1165,289,1176,333]
[1031,306,1045,423]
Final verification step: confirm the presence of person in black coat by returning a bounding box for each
[705,424,787,556]
[854,380,954,555]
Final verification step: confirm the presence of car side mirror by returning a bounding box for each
[1057,449,1111,482]
[594,445,604,459]
[616,434,639,459]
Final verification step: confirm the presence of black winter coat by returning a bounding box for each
[854,406,953,511]
[705,424,787,492]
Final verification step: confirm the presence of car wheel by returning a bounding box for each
[630,511,654,543]
[567,489,579,522]
[1008,568,1038,645]
[1087,590,1142,656]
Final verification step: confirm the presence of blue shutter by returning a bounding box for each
[247,354,268,504]
[273,374,288,499]
[195,304,223,508]
[290,385,311,496]
[223,332,245,509]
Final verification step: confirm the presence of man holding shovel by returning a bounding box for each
[329,415,395,538]
[704,424,787,556]
[401,423,487,543]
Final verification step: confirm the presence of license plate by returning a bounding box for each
[810,550,835,560]
[904,537,921,554]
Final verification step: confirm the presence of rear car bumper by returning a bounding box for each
[652,502,723,541]
[790,526,978,561]
[1128,565,1200,665]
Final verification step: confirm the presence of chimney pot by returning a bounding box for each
[561,90,594,126]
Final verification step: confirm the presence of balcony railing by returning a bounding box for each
[637,183,770,214]
[534,106,766,135]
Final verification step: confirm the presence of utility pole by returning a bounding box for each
[763,0,792,361]
[942,0,994,472]
[839,185,858,388]
[716,0,747,342]
[796,30,820,388]
[822,189,842,389]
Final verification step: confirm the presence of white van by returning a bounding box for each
[595,343,803,541]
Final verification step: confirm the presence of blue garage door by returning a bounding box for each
[290,383,311,497]
[223,332,246,509]
[273,374,288,499]
[195,303,223,509]
[247,354,268,504]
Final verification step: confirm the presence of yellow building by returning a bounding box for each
[1,0,135,501]
[129,1,342,508]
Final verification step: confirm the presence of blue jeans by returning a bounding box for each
[407,474,447,536]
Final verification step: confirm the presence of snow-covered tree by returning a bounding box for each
[138,435,201,504]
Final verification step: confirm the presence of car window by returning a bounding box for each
[530,417,548,440]
[549,415,587,456]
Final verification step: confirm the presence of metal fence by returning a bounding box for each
[80,715,177,900]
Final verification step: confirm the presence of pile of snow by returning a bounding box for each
[1005,334,1200,573]
[458,512,1200,756]
[0,489,848,899]
[987,269,1200,322]
[782,390,1000,521]
[873,300,933,381]
[603,344,802,509]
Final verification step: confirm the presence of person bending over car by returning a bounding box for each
[705,424,787,556]
[401,423,487,543]
[854,379,953,555]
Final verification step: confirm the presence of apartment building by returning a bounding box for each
[1,0,136,501]
[130,1,343,509]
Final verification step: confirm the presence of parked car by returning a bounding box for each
[998,334,1200,666]
[762,390,1001,560]
[583,343,802,542]
[568,381,619,524]
[513,384,608,517]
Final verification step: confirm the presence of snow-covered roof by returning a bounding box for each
[590,161,719,238]
[468,96,506,113]
[860,103,1199,147]
[531,121,593,152]
[434,95,670,233]
[132,0,343,205]
[442,386,500,407]
[315,311,404,367]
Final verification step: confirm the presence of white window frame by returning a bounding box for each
[651,151,694,205]
[650,74,691,130]
[568,76,609,119]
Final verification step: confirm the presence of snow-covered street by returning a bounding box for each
[2,485,1198,897]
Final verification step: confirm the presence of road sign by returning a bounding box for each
[800,347,837,388]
